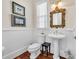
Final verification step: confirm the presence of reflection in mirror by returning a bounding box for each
[53,13,62,25]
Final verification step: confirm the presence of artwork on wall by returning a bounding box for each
[11,15,26,27]
[11,1,26,27]
[12,2,25,16]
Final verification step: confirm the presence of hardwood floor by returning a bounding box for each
[36,53,53,59]
[14,51,66,59]
[14,51,30,59]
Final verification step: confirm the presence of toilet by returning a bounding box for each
[27,43,41,59]
[27,33,45,59]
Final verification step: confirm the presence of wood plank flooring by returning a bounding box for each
[36,53,53,59]
[14,51,30,59]
[14,51,66,59]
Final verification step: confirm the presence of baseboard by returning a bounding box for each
[3,46,28,59]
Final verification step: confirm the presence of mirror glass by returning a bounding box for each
[53,13,62,25]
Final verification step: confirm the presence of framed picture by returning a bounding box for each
[11,15,26,27]
[12,2,25,16]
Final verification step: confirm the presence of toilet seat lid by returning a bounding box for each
[28,43,41,49]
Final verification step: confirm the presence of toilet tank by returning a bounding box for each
[37,34,45,44]
[33,29,46,44]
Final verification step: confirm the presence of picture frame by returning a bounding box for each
[11,15,26,27]
[12,2,25,16]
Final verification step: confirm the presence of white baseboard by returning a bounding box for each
[3,46,28,59]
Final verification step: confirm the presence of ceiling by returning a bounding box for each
[34,0,75,6]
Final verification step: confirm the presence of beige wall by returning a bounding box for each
[63,0,76,29]
[2,0,33,29]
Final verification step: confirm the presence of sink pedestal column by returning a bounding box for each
[53,39,60,59]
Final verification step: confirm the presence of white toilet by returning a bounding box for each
[27,43,41,59]
[27,33,45,59]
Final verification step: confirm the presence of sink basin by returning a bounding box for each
[48,33,65,39]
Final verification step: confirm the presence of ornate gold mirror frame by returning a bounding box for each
[50,7,66,28]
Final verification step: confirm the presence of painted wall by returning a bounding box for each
[59,29,76,59]
[64,0,76,29]
[2,0,34,59]
[2,0,33,28]
[59,0,76,58]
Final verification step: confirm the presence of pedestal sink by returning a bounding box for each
[48,33,65,59]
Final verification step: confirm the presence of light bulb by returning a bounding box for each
[57,1,62,9]
[51,4,56,11]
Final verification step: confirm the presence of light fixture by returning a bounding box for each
[57,1,62,8]
[51,4,57,11]
[50,0,63,11]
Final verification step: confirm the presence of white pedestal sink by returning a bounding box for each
[48,33,65,59]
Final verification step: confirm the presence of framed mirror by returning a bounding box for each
[50,7,66,28]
